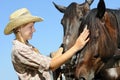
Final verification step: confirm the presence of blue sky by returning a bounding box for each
[0,0,120,80]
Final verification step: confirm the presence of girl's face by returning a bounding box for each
[19,22,36,41]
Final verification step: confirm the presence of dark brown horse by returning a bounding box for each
[53,0,94,80]
[54,0,120,80]
[74,0,120,80]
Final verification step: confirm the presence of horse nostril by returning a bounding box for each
[79,77,86,80]
[60,43,64,48]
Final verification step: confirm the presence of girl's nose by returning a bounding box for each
[32,26,36,32]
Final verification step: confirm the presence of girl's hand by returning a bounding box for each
[74,25,89,51]
[51,47,63,58]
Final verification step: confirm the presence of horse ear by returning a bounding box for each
[53,2,66,13]
[96,0,106,19]
[85,0,94,5]
[82,0,94,13]
[83,3,91,12]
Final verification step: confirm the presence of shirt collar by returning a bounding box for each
[12,40,33,49]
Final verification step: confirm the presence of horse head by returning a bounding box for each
[53,0,94,79]
[53,0,94,51]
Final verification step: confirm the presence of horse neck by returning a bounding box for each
[110,9,120,48]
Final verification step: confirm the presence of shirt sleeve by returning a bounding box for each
[12,47,51,73]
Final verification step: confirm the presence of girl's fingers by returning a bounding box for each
[81,25,89,40]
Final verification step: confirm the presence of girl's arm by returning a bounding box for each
[50,25,89,71]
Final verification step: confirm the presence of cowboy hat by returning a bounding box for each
[4,8,43,35]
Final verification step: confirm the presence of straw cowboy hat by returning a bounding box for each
[4,8,43,35]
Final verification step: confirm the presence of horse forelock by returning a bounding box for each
[64,2,88,19]
[64,2,78,18]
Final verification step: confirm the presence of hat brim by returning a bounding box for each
[4,15,43,35]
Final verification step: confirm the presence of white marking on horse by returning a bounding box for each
[66,35,70,45]
[108,68,118,78]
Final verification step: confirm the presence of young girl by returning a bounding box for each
[4,8,89,80]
